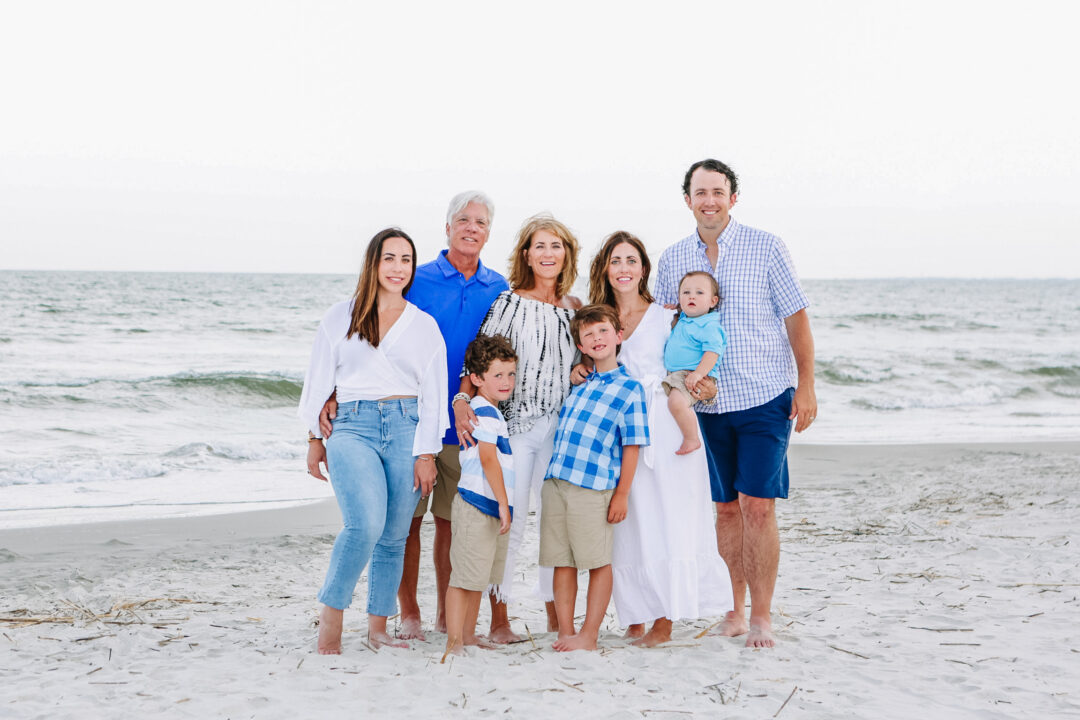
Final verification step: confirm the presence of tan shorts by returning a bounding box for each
[448,494,509,591]
[538,478,615,570]
[662,370,717,405]
[414,444,461,520]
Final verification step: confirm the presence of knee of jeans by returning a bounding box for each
[339,521,382,549]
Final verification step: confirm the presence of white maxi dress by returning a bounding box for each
[612,303,733,625]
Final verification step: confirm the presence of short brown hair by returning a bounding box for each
[569,303,622,347]
[464,334,517,377]
[679,271,721,307]
[507,213,580,298]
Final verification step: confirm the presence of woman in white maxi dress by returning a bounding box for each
[588,231,732,646]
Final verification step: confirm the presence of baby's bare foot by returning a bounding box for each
[675,437,701,455]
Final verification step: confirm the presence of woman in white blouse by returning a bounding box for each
[455,213,582,643]
[299,228,448,654]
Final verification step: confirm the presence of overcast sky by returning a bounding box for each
[2,1,1078,278]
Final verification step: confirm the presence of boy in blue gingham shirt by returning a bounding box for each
[541,304,650,652]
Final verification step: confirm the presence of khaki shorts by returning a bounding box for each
[414,444,461,520]
[539,478,615,570]
[448,494,509,591]
[662,370,717,405]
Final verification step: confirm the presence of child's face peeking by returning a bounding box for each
[576,320,621,364]
[678,275,719,318]
[472,358,517,404]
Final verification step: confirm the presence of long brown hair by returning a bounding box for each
[588,230,654,307]
[346,228,417,347]
[507,213,579,298]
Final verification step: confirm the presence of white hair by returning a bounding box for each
[445,190,495,228]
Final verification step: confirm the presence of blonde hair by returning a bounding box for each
[507,213,579,299]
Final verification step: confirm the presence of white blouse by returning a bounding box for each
[298,300,448,456]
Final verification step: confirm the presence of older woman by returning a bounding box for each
[456,213,582,643]
[588,231,731,646]
[300,228,448,654]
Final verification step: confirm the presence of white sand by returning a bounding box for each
[2,442,1078,719]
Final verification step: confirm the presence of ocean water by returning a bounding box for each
[1,271,1078,529]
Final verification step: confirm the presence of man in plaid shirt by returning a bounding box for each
[655,159,818,649]
[541,304,650,652]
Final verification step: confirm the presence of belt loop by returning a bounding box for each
[400,398,406,417]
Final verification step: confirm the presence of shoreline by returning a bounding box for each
[2,440,1077,542]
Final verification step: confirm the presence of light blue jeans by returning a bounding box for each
[317,398,420,615]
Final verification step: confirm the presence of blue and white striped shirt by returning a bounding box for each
[544,365,650,491]
[654,218,809,414]
[458,397,515,519]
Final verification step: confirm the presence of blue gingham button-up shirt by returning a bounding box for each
[544,365,650,491]
[654,218,809,415]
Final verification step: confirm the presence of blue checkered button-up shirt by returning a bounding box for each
[544,364,650,491]
[654,218,810,415]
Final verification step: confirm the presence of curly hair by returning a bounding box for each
[464,334,518,377]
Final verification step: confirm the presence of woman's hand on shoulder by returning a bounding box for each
[569,361,592,386]
[563,295,584,310]
[452,398,479,448]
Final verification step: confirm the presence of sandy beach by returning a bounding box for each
[2,442,1078,719]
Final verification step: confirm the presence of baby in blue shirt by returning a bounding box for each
[663,271,727,455]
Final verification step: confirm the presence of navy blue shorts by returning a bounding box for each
[697,388,794,503]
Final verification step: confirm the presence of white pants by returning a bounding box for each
[491,412,557,604]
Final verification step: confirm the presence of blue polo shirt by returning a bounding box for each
[406,249,509,445]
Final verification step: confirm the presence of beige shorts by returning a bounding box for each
[448,494,509,591]
[414,444,461,520]
[662,370,717,405]
[539,478,615,570]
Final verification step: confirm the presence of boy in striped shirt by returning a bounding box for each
[444,334,517,658]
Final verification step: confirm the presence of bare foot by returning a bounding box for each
[398,615,425,641]
[675,437,701,455]
[441,638,465,663]
[488,624,522,644]
[369,631,409,649]
[624,624,645,640]
[745,620,775,648]
[711,611,749,637]
[631,620,672,648]
[553,632,598,652]
[317,606,343,655]
[435,612,447,634]
[464,635,498,649]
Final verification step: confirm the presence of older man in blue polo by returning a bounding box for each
[654,160,817,648]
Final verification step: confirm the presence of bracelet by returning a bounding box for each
[417,454,435,462]
[452,392,471,407]
[307,433,322,443]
